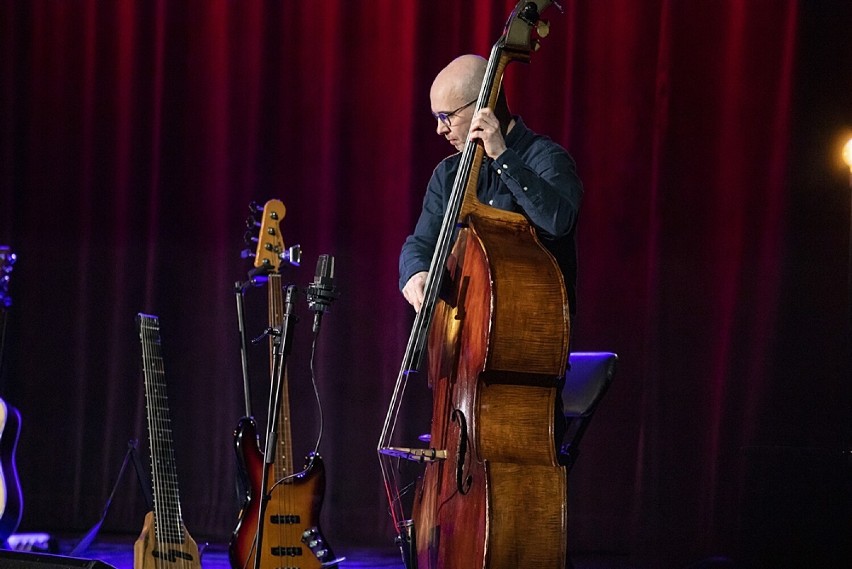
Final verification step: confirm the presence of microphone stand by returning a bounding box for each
[234,280,254,418]
[253,283,298,569]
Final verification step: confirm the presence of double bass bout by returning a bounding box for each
[413,214,569,569]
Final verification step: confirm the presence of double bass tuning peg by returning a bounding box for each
[536,19,550,38]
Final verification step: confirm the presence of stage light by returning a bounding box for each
[843,137,852,171]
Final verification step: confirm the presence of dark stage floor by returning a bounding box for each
[1,534,638,569]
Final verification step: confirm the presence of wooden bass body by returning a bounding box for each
[413,214,569,569]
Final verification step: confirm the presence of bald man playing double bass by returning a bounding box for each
[399,54,583,449]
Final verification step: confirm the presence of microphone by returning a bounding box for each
[306,254,339,333]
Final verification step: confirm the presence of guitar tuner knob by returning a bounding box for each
[248,201,264,214]
[243,231,258,245]
[240,249,255,259]
[246,216,260,229]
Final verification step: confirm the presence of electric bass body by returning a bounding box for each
[229,417,329,569]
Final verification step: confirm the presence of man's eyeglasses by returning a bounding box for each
[432,99,477,128]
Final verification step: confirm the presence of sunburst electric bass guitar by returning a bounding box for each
[229,199,337,569]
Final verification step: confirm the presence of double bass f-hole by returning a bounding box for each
[451,409,472,495]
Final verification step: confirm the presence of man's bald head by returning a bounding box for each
[430,54,487,106]
[429,54,513,150]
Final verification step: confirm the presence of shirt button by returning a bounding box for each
[503,164,509,169]
[488,199,494,205]
[523,186,528,192]
[496,169,502,175]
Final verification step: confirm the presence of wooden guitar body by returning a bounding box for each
[229,417,330,569]
[134,511,200,569]
[0,398,22,543]
[0,246,23,544]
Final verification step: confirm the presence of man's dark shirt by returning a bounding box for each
[399,116,583,315]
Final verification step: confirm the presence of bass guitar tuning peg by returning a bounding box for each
[248,201,264,214]
[246,215,261,229]
[240,249,255,259]
[243,230,259,246]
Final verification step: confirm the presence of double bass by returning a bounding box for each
[378,2,569,568]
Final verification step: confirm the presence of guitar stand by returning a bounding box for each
[70,439,152,556]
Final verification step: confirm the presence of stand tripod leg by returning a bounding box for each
[70,440,150,556]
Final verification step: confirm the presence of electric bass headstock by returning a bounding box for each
[500,0,560,59]
[242,200,300,276]
[0,246,16,309]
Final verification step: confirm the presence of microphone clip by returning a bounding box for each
[305,254,340,333]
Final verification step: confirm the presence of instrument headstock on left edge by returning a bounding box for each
[0,246,16,309]
[500,0,559,58]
